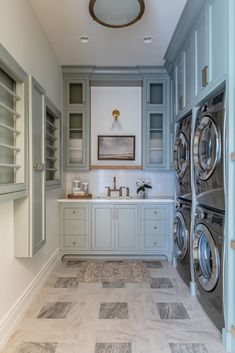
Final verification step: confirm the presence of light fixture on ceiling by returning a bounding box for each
[89,0,145,28]
[143,36,153,44]
[80,35,90,43]
[111,109,122,130]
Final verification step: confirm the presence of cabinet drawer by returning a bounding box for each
[143,220,166,235]
[63,235,88,249]
[63,207,88,220]
[64,220,88,235]
[143,208,166,220]
[143,235,167,248]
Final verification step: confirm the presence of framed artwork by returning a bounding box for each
[98,135,135,160]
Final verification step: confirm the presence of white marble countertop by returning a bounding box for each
[57,196,174,203]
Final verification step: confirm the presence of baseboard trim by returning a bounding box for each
[0,247,60,351]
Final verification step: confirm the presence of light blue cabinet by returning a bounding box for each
[176,53,185,114]
[92,204,138,252]
[184,36,193,109]
[145,78,167,108]
[143,109,169,170]
[65,79,88,109]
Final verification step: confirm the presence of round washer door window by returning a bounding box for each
[193,223,220,292]
[193,115,220,181]
[173,212,189,260]
[174,132,189,180]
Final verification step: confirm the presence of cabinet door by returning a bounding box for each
[144,110,168,169]
[176,53,185,114]
[208,0,226,84]
[115,205,138,251]
[65,79,87,108]
[146,79,167,108]
[194,5,208,97]
[184,37,193,109]
[92,205,115,250]
[31,78,46,254]
[66,109,89,169]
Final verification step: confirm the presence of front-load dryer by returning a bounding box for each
[173,198,191,286]
[174,113,192,200]
[193,89,225,211]
[193,204,224,331]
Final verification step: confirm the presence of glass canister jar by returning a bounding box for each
[72,178,81,196]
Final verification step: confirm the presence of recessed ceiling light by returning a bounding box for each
[143,36,153,44]
[80,35,90,44]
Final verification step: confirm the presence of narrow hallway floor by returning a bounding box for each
[2,259,226,353]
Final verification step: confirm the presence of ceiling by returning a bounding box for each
[28,0,187,66]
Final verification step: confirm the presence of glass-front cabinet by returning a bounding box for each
[146,79,167,108]
[66,109,89,169]
[144,109,168,169]
[63,75,90,170]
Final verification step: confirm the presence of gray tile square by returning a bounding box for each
[54,277,78,288]
[150,277,173,289]
[169,343,208,353]
[156,303,190,320]
[18,342,58,353]
[65,260,83,268]
[99,302,128,319]
[95,343,132,353]
[102,282,126,288]
[37,302,71,319]
[143,261,163,269]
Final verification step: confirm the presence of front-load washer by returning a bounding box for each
[193,88,226,211]
[173,198,191,286]
[174,112,192,200]
[193,204,224,331]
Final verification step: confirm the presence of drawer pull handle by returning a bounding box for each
[154,242,157,246]
[154,211,158,214]
[73,210,76,214]
[154,226,157,230]
[73,225,77,230]
[72,241,76,245]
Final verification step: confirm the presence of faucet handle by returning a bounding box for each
[126,187,130,197]
[105,186,111,196]
[119,186,125,197]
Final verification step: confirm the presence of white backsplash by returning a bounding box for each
[65,170,175,197]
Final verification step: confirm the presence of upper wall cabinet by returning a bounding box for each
[63,74,90,170]
[145,78,167,108]
[0,44,28,201]
[65,79,88,108]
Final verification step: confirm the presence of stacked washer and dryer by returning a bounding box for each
[173,88,226,332]
[192,89,226,331]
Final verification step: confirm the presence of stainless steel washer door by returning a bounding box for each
[193,115,220,181]
[174,212,189,260]
[174,132,189,180]
[193,223,220,292]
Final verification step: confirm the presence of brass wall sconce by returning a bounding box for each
[111,109,122,130]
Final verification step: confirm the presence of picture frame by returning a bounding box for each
[98,135,136,160]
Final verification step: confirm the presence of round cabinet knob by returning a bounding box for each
[154,242,157,246]
[154,211,158,214]
[73,210,76,214]
[154,226,157,230]
[73,225,77,230]
[72,241,76,245]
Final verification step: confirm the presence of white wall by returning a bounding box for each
[0,0,63,346]
[91,87,142,166]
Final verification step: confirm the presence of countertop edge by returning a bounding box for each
[57,197,175,203]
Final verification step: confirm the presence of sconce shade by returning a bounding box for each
[89,0,145,28]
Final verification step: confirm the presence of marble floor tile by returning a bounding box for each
[143,261,163,269]
[99,302,128,319]
[156,303,190,320]
[54,277,78,288]
[150,278,173,289]
[102,282,126,288]
[65,260,84,268]
[169,343,208,353]
[17,342,58,353]
[95,343,132,353]
[37,302,72,319]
